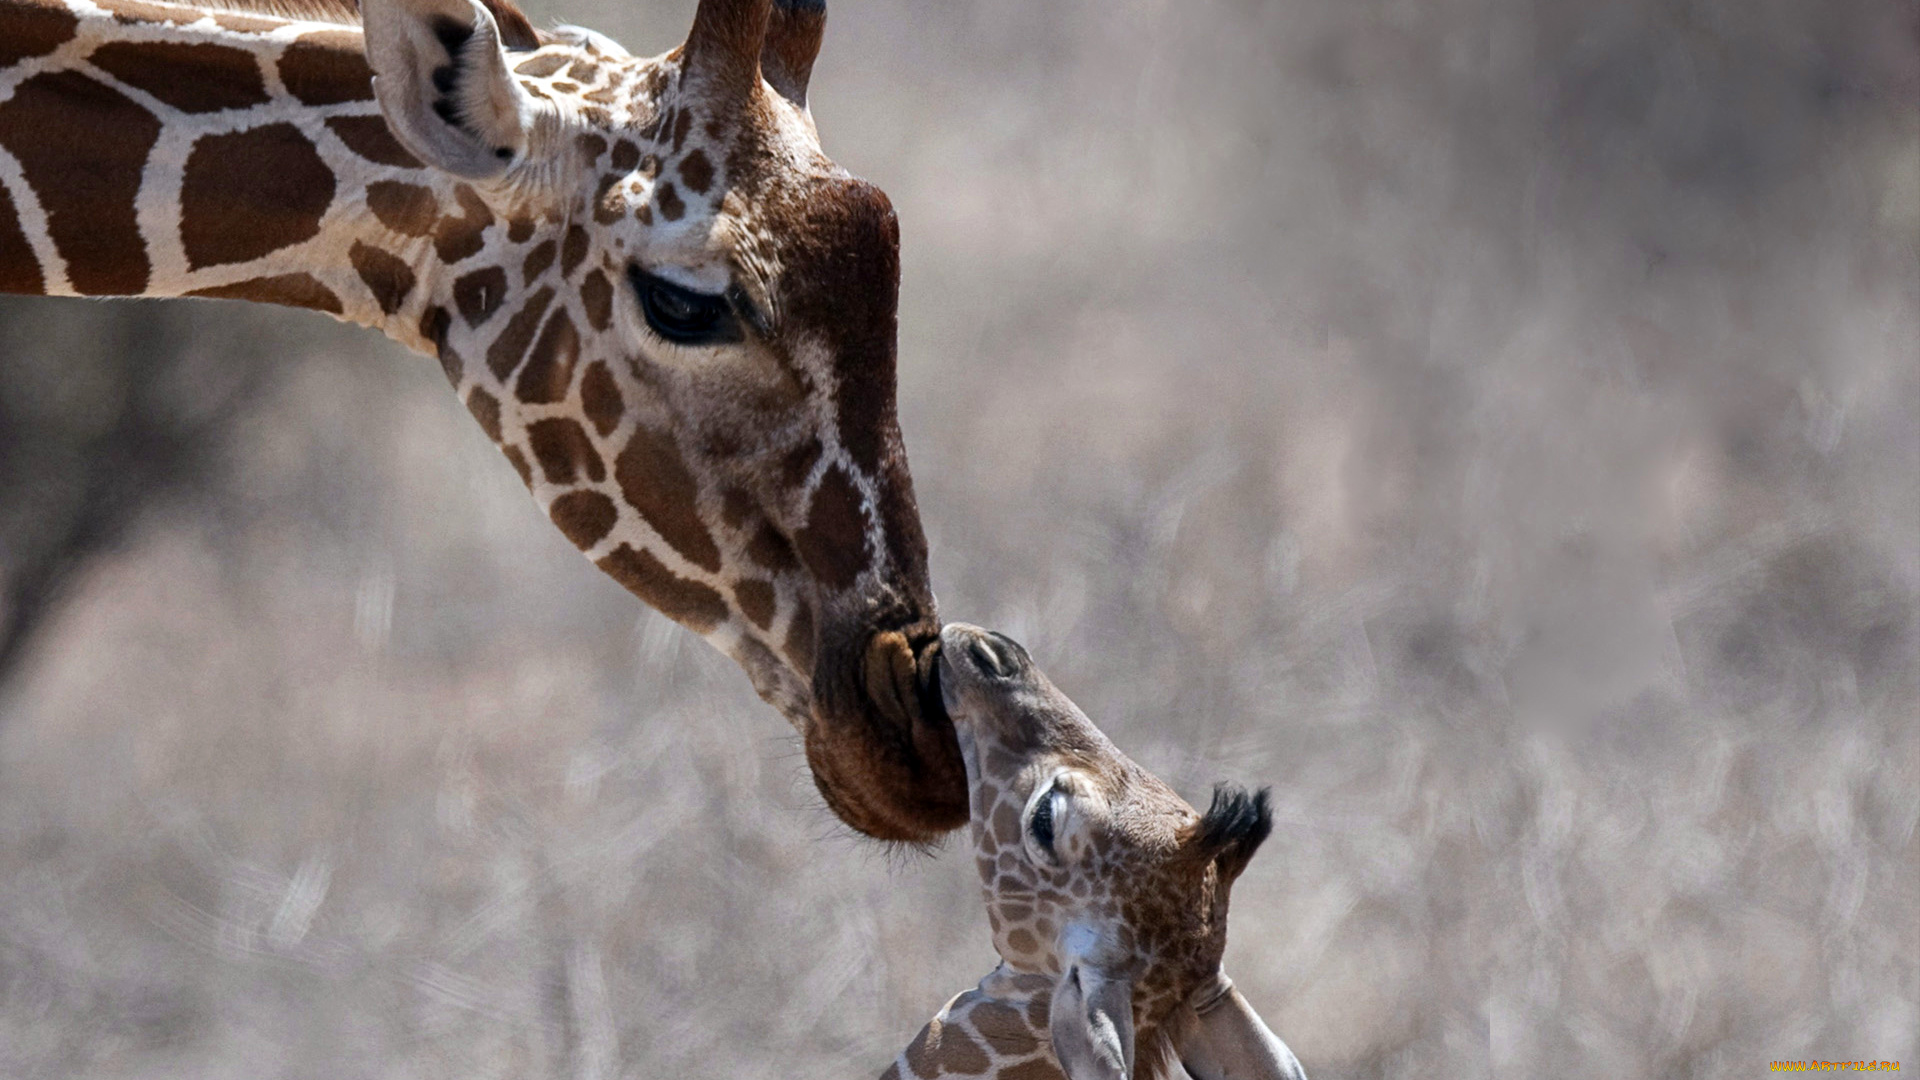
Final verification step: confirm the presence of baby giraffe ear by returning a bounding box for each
[1196,784,1273,885]
[362,0,540,178]
[1050,964,1135,1080]
[1177,978,1309,1080]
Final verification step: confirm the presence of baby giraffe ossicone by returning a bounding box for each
[884,625,1308,1080]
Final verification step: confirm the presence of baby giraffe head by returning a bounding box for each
[889,624,1306,1080]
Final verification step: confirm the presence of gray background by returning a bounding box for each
[0,0,1914,1076]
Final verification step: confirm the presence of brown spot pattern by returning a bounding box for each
[325,115,421,168]
[968,1001,1041,1057]
[614,425,722,573]
[433,185,493,263]
[678,149,713,195]
[611,140,640,172]
[349,241,414,315]
[0,2,78,66]
[515,308,580,404]
[549,490,617,549]
[506,216,535,243]
[734,579,775,630]
[579,362,623,436]
[502,444,533,486]
[213,12,281,33]
[521,239,556,282]
[747,522,800,572]
[0,182,44,294]
[0,72,159,295]
[559,224,588,276]
[365,181,436,236]
[794,465,872,591]
[187,273,340,313]
[513,53,567,77]
[596,544,728,632]
[96,0,196,25]
[999,1059,1064,1080]
[579,269,613,331]
[485,286,553,379]
[181,123,333,269]
[89,41,268,113]
[525,417,603,485]
[278,31,374,106]
[655,181,683,222]
[466,387,502,441]
[905,1021,989,1077]
[782,600,814,671]
[453,265,507,326]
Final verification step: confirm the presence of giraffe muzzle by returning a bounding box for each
[800,609,968,843]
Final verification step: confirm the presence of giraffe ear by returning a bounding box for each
[1177,980,1309,1080]
[1049,964,1135,1080]
[760,0,824,110]
[363,0,538,179]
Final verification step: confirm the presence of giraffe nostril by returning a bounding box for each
[968,635,1016,678]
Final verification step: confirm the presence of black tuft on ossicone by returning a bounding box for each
[1197,784,1273,881]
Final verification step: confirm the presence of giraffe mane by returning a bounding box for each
[178,0,545,49]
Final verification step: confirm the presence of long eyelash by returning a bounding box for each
[1030,789,1055,851]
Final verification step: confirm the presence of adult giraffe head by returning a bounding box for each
[368,0,970,841]
[0,0,965,839]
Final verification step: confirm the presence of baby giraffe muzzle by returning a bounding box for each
[882,624,1307,1080]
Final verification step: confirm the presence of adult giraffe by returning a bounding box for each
[0,0,967,841]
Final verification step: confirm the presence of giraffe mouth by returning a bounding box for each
[802,618,968,843]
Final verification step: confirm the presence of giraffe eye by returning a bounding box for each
[630,267,740,345]
[1026,781,1064,866]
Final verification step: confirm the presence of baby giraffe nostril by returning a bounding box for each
[967,636,1012,677]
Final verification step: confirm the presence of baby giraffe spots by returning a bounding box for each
[596,545,727,632]
[0,72,159,294]
[89,42,269,113]
[794,465,871,592]
[678,149,713,195]
[181,124,333,268]
[904,1021,989,1077]
[579,362,623,436]
[655,181,684,222]
[350,241,415,315]
[614,426,722,573]
[514,308,580,404]
[549,490,617,549]
[525,418,603,485]
[485,286,554,379]
[453,266,507,326]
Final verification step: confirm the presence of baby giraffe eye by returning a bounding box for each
[1030,790,1055,852]
[629,267,741,345]
[1025,779,1064,866]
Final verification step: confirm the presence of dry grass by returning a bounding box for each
[0,0,1914,1076]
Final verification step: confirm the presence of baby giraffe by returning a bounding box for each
[883,624,1308,1080]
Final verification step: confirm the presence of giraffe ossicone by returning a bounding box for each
[884,625,1309,1080]
[0,0,967,840]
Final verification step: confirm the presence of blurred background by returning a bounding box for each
[1,0,1915,1076]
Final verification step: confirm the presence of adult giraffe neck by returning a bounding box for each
[0,0,972,843]
[0,0,493,354]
